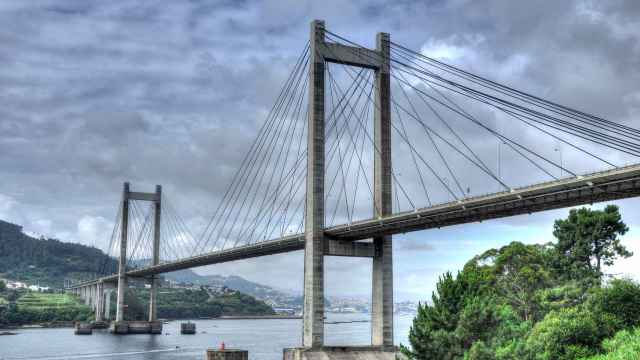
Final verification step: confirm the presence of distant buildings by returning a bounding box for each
[4,280,50,292]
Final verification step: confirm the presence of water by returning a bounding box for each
[0,314,414,360]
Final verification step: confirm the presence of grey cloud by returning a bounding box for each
[1,0,639,300]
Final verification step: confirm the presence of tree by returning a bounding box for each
[474,242,552,321]
[587,278,640,329]
[583,328,640,360]
[553,205,631,280]
[403,272,476,360]
[524,306,619,360]
[0,280,6,293]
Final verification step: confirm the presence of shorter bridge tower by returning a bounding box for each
[112,182,162,333]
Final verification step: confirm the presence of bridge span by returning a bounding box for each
[67,18,640,357]
[72,162,640,283]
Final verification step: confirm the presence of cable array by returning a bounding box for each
[91,29,640,278]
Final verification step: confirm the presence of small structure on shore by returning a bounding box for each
[180,322,196,334]
[206,345,248,360]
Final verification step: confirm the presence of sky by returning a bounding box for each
[1,1,640,302]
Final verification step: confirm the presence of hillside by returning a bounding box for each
[164,269,305,309]
[0,220,116,288]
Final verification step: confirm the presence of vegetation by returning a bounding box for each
[0,222,116,288]
[119,287,276,321]
[583,328,640,360]
[403,205,637,360]
[0,290,93,326]
[0,221,276,326]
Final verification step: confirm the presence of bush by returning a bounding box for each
[583,328,640,360]
[587,278,640,329]
[525,307,619,360]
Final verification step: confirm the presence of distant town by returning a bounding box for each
[164,279,418,316]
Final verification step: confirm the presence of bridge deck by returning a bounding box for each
[71,164,640,288]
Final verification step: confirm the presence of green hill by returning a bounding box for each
[0,220,116,288]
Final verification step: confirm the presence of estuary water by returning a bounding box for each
[0,314,414,360]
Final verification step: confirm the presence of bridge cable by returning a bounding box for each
[389,58,640,156]
[218,56,309,249]
[322,33,514,190]
[325,32,577,180]
[325,29,640,141]
[390,57,623,166]
[326,63,416,210]
[391,84,432,205]
[194,43,310,254]
[389,41,640,141]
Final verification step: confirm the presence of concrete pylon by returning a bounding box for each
[303,19,326,348]
[95,281,104,322]
[115,182,130,322]
[372,32,394,347]
[148,185,162,322]
[104,289,113,320]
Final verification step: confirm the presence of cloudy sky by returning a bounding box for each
[1,1,640,301]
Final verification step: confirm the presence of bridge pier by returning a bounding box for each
[95,281,104,322]
[104,288,113,320]
[115,182,129,323]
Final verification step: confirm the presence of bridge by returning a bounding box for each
[68,20,640,355]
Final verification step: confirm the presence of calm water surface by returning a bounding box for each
[0,314,413,360]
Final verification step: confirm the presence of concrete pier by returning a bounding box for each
[109,320,162,335]
[74,322,93,335]
[180,322,196,334]
[283,346,404,360]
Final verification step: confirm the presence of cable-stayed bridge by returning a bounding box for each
[69,20,640,352]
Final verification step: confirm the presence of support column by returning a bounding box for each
[104,289,112,320]
[96,281,104,322]
[303,19,326,348]
[115,182,130,322]
[372,32,394,347]
[148,185,161,322]
[90,285,95,308]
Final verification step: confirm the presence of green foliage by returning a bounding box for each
[0,291,93,325]
[475,242,554,321]
[405,206,638,360]
[525,307,619,360]
[0,225,117,288]
[116,287,275,321]
[0,280,6,292]
[587,278,640,329]
[582,328,640,360]
[553,205,630,280]
[535,282,589,316]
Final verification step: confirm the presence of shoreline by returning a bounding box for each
[216,315,302,320]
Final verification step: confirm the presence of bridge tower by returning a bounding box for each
[114,182,130,322]
[303,20,393,349]
[113,182,162,328]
